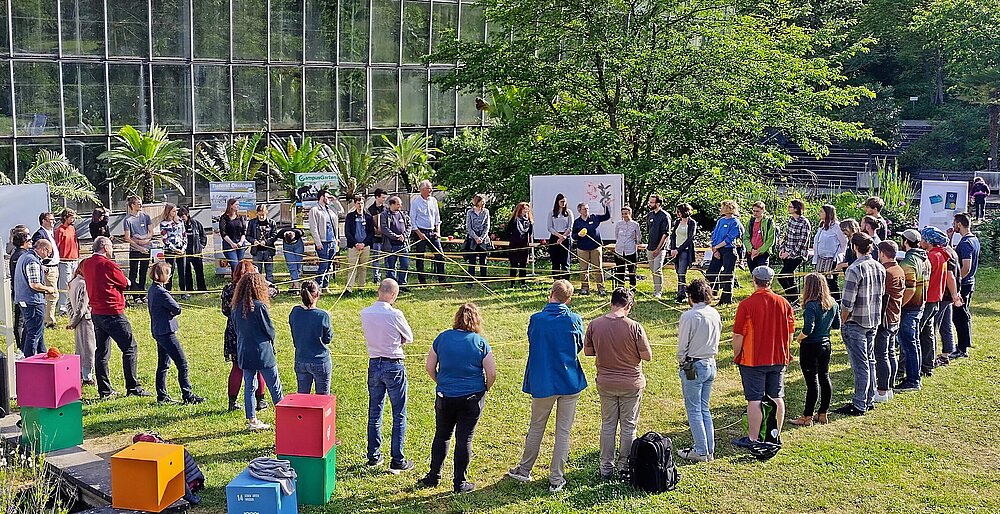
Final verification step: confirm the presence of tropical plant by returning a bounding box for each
[263,136,333,196]
[0,170,10,185]
[99,125,190,203]
[24,150,102,207]
[379,131,441,192]
[326,141,388,199]
[194,132,270,182]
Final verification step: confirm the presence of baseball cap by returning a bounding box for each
[751,265,775,282]
[901,229,921,244]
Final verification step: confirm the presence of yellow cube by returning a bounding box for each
[111,442,185,512]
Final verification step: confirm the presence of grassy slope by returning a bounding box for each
[31,263,1000,514]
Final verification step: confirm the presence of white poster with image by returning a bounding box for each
[529,174,625,241]
[918,180,968,235]
[210,181,257,274]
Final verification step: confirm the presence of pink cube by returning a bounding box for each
[15,354,81,409]
[275,394,336,458]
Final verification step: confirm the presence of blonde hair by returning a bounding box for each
[720,200,739,216]
[453,303,484,334]
[550,279,574,303]
[751,201,766,210]
[801,272,835,311]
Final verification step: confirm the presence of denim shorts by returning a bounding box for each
[738,364,786,401]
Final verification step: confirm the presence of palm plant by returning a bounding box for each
[24,150,102,206]
[326,141,389,199]
[194,132,270,182]
[263,136,334,196]
[99,125,190,203]
[379,131,441,192]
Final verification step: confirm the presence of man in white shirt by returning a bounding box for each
[360,278,415,473]
[409,180,447,284]
[308,189,345,292]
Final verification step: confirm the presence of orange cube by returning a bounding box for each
[111,442,186,512]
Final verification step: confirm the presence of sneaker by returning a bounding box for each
[653,292,663,299]
[580,288,590,296]
[399,286,411,293]
[126,388,153,398]
[99,390,119,400]
[157,396,179,404]
[183,395,205,405]
[597,287,607,296]
[247,419,270,431]
[894,382,921,392]
[598,470,615,481]
[388,459,415,474]
[416,475,439,488]
[256,398,270,411]
[82,379,96,387]
[454,481,476,493]
[873,391,891,403]
[949,351,969,359]
[677,448,710,462]
[180,294,191,300]
[731,436,754,449]
[506,468,532,483]
[832,404,866,416]
[366,455,384,467]
[548,481,565,493]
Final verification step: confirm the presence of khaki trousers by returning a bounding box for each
[346,247,370,291]
[43,266,59,325]
[598,385,643,474]
[513,393,580,487]
[648,251,664,295]
[576,248,605,289]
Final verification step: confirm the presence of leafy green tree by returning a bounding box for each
[326,141,389,199]
[195,132,269,182]
[25,150,102,207]
[99,125,191,203]
[378,131,441,192]
[264,136,333,197]
[430,0,874,213]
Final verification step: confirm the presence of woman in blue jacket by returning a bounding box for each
[706,200,744,305]
[147,262,203,405]
[231,272,285,431]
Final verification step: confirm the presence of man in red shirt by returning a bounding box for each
[54,209,80,316]
[918,227,962,376]
[731,265,795,448]
[80,236,150,400]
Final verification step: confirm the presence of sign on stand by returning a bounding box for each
[210,182,257,274]
[918,180,969,235]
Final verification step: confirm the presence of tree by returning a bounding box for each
[24,150,102,207]
[326,141,389,199]
[378,131,441,192]
[195,132,271,182]
[99,125,190,203]
[430,0,875,213]
[263,136,334,197]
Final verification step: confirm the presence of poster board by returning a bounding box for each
[210,182,257,274]
[294,173,341,226]
[0,183,51,254]
[918,180,968,234]
[529,174,625,241]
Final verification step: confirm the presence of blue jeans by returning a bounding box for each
[295,359,332,395]
[153,333,193,400]
[315,241,336,288]
[679,359,716,456]
[283,239,304,282]
[384,243,410,285]
[842,322,876,410]
[243,365,284,420]
[371,242,383,282]
[367,358,408,463]
[222,243,246,273]
[898,308,923,386]
[935,301,954,354]
[20,302,46,357]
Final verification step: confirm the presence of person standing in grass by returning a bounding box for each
[789,273,839,427]
[508,279,587,493]
[950,212,980,359]
[777,199,811,305]
[123,197,153,303]
[147,262,204,405]
[675,280,721,462]
[669,203,697,302]
[463,194,493,288]
[707,200,743,305]
[863,196,889,240]
[231,272,284,431]
[812,204,848,299]
[54,208,80,317]
[15,239,56,357]
[834,233,885,417]
[179,206,207,295]
[612,206,642,291]
[344,195,375,296]
[381,196,412,292]
[220,198,249,274]
[743,201,776,271]
[971,177,990,221]
[504,202,534,288]
[584,287,653,476]
[360,278,416,473]
[874,241,905,402]
[221,260,270,411]
[418,303,497,494]
[277,226,305,294]
[895,229,930,392]
[289,281,333,395]
[645,194,671,299]
[66,267,96,386]
[159,203,187,291]
[572,201,612,296]
[546,194,575,281]
[247,204,278,283]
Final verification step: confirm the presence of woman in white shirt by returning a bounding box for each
[546,193,575,280]
[811,204,849,298]
[613,206,641,289]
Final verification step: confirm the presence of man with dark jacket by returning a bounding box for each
[80,236,151,400]
[345,195,375,295]
[179,207,207,294]
[381,196,411,291]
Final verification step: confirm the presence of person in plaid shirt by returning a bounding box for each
[835,232,885,417]
[777,199,811,304]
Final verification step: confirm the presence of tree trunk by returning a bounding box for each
[989,103,999,171]
[932,49,945,105]
[142,172,154,203]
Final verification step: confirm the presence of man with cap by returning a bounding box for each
[919,226,962,374]
[730,265,794,448]
[896,229,929,391]
[833,233,885,416]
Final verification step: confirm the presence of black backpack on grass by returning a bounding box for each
[627,432,680,493]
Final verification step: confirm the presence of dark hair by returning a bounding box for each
[902,235,918,250]
[255,204,267,212]
[318,188,331,199]
[820,204,837,230]
[851,232,874,254]
[864,196,884,211]
[687,279,713,304]
[610,288,634,308]
[38,212,53,224]
[91,207,107,220]
[127,196,141,207]
[552,193,569,217]
[789,199,805,215]
[954,212,971,229]
[373,188,387,198]
[11,230,29,248]
[225,198,239,216]
[352,194,364,203]
[861,215,883,234]
[60,208,77,222]
[877,240,898,259]
[178,206,190,217]
[648,194,662,206]
[676,203,692,217]
[300,281,320,306]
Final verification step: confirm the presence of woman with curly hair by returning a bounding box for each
[231,272,285,431]
[221,260,276,411]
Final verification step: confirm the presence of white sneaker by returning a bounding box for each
[653,292,663,299]
[247,419,270,431]
[506,468,532,483]
[548,481,565,493]
[873,391,893,403]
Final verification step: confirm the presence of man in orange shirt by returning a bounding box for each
[731,265,795,448]
[54,209,80,316]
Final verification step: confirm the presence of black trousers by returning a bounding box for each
[547,237,572,280]
[128,249,149,297]
[92,313,141,396]
[182,256,207,291]
[413,233,446,283]
[613,252,637,288]
[799,342,832,416]
[748,252,770,271]
[918,303,939,374]
[974,196,986,220]
[778,257,803,301]
[153,332,194,400]
[428,392,485,487]
[508,246,529,283]
[164,254,186,291]
[465,251,488,278]
[706,247,736,304]
[12,303,23,351]
[953,284,974,352]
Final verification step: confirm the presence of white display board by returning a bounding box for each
[918,180,968,234]
[0,183,51,252]
[210,182,257,274]
[529,174,625,241]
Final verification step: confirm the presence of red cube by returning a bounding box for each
[275,394,336,458]
[15,353,81,409]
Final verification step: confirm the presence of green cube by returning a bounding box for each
[278,446,336,505]
[20,401,84,453]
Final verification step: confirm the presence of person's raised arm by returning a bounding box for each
[483,352,497,391]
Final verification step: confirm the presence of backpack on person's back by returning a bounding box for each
[627,432,680,493]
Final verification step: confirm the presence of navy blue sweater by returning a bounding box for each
[289,306,333,364]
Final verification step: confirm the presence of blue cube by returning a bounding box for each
[226,468,297,514]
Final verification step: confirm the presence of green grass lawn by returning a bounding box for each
[30,261,1000,513]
